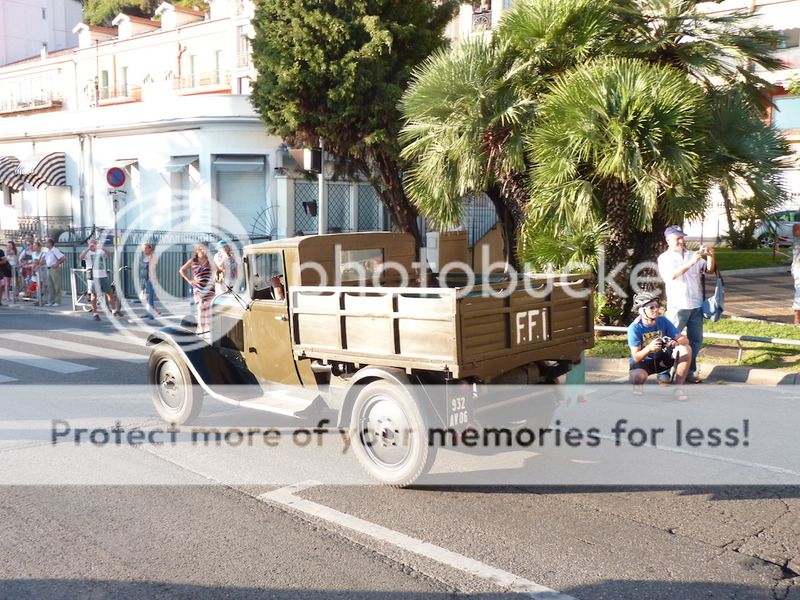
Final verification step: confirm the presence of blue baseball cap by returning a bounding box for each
[664,225,687,238]
[216,240,229,250]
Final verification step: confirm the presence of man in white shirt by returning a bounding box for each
[213,239,240,294]
[656,225,715,383]
[43,238,66,306]
[80,238,120,320]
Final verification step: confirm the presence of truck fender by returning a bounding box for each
[338,367,445,429]
[146,327,260,397]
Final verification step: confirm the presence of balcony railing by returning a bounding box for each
[0,91,63,114]
[98,85,143,103]
[172,70,231,92]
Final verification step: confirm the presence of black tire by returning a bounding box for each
[349,381,436,488]
[147,343,203,424]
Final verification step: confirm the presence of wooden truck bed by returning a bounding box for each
[288,274,594,381]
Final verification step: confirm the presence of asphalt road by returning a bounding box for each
[0,307,798,600]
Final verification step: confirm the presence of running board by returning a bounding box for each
[237,388,331,419]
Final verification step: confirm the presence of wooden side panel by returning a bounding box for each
[397,318,454,359]
[343,293,394,354]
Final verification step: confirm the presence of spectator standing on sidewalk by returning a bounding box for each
[793,223,800,326]
[18,234,34,296]
[43,238,66,306]
[28,240,46,305]
[81,238,120,321]
[657,225,715,383]
[0,242,10,306]
[5,241,19,303]
[179,244,220,335]
[139,242,158,319]
[213,239,240,295]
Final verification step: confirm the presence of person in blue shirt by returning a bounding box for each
[628,291,692,399]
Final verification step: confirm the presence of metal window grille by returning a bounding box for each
[294,181,318,233]
[327,183,350,232]
[357,184,383,231]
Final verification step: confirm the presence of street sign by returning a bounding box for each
[106,166,127,188]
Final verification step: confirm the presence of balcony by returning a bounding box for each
[0,91,63,115]
[97,84,143,106]
[172,70,231,94]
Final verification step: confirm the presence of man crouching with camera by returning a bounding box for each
[628,291,693,401]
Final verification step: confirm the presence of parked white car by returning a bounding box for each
[754,210,800,247]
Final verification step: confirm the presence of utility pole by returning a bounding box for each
[317,138,327,235]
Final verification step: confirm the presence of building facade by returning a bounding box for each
[0,0,82,67]
[0,0,386,245]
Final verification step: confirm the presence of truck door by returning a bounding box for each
[244,251,300,386]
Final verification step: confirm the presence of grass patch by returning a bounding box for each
[588,318,800,370]
[710,247,790,271]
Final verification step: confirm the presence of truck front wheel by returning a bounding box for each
[148,343,203,425]
[350,381,436,488]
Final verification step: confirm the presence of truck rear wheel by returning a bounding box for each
[148,343,203,425]
[350,381,435,488]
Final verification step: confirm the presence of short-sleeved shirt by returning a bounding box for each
[657,248,706,310]
[84,250,108,279]
[627,316,680,366]
[44,246,65,268]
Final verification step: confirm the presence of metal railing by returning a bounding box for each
[98,85,142,102]
[595,325,800,361]
[172,71,230,91]
[0,91,63,114]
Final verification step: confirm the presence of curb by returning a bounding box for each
[721,266,790,276]
[585,357,798,386]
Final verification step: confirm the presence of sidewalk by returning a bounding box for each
[585,357,800,386]
[0,292,189,326]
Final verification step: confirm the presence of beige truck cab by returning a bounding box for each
[147,232,594,486]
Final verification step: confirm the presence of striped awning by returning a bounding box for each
[14,152,67,188]
[0,156,24,191]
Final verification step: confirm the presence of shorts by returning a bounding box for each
[91,277,112,295]
[630,351,675,375]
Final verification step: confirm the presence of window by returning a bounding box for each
[121,67,129,96]
[100,70,109,99]
[189,55,197,87]
[339,249,385,282]
[248,252,285,301]
[237,26,250,67]
[780,29,800,49]
[772,96,800,130]
[214,50,223,84]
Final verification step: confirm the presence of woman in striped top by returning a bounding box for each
[180,244,220,335]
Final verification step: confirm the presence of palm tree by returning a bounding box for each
[704,87,791,248]
[523,57,710,320]
[400,36,532,265]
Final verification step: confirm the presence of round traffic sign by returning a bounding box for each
[106,166,127,188]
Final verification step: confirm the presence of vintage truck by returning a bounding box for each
[147,232,594,486]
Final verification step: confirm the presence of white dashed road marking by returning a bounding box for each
[0,348,95,374]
